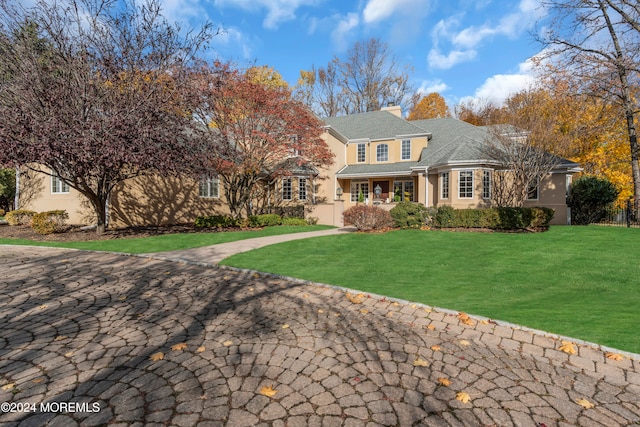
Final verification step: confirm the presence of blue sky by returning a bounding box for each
[159,0,548,110]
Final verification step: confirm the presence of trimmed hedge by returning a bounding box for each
[31,210,68,235]
[431,206,554,230]
[389,202,430,228]
[194,215,243,228]
[5,209,37,226]
[343,205,394,231]
[248,214,282,228]
[280,217,308,226]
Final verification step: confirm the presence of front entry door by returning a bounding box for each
[372,181,389,202]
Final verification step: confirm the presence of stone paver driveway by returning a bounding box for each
[1,246,639,427]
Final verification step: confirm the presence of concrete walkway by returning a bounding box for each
[1,245,639,426]
[146,227,355,265]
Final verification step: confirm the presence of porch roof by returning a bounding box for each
[336,162,418,178]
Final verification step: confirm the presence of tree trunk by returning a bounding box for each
[599,0,640,203]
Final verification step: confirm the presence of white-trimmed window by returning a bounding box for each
[482,170,492,200]
[350,181,369,202]
[51,172,69,194]
[441,172,449,199]
[298,178,307,201]
[376,144,388,162]
[527,178,539,200]
[282,178,292,201]
[393,180,414,202]
[459,170,474,199]
[401,140,411,160]
[357,143,366,163]
[199,176,220,198]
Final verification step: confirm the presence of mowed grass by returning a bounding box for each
[0,225,332,254]
[222,226,640,354]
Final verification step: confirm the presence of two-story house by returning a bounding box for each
[310,106,580,226]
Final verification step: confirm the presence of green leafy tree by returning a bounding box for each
[568,176,619,224]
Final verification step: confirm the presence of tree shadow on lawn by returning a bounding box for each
[0,247,447,426]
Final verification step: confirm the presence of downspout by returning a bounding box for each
[14,166,20,210]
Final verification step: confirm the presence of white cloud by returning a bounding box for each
[213,0,321,29]
[331,13,360,51]
[211,27,257,59]
[427,48,476,70]
[160,0,208,22]
[464,56,541,105]
[417,79,449,94]
[362,0,429,24]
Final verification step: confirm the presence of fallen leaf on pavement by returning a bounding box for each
[576,398,594,409]
[605,352,623,361]
[171,343,187,351]
[346,292,365,304]
[149,352,164,361]
[222,340,233,347]
[456,391,471,404]
[459,340,471,346]
[196,346,206,353]
[438,378,451,386]
[281,324,290,329]
[431,345,441,351]
[1,383,15,390]
[426,324,436,330]
[559,341,577,355]
[259,385,278,397]
[413,358,429,367]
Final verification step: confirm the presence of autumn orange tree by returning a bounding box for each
[192,62,334,219]
[0,0,216,233]
[408,93,451,120]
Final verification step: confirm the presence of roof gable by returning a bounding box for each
[324,111,430,142]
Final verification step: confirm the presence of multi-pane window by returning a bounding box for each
[393,180,414,202]
[401,140,411,160]
[282,178,292,201]
[199,176,220,198]
[482,170,492,200]
[376,144,388,162]
[527,178,539,200]
[298,178,307,201]
[459,170,474,198]
[51,172,70,194]
[350,181,369,202]
[441,172,449,199]
[357,143,366,163]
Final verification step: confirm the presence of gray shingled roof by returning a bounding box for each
[336,162,418,177]
[324,111,429,141]
[411,118,580,169]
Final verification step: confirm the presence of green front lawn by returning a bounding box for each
[221,226,640,354]
[0,225,332,254]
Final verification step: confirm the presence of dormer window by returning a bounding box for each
[376,144,388,162]
[401,140,411,160]
[357,143,366,163]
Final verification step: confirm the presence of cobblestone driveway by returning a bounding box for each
[0,246,639,426]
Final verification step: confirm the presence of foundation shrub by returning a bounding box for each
[31,210,68,234]
[390,202,429,228]
[343,205,394,231]
[248,214,282,228]
[280,217,308,226]
[195,215,242,228]
[5,209,37,226]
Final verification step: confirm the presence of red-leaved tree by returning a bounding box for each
[192,63,334,219]
[0,0,216,233]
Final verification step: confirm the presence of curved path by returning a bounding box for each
[0,246,639,427]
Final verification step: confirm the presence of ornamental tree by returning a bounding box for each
[0,0,216,233]
[192,62,334,219]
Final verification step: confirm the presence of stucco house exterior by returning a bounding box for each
[15,105,580,227]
